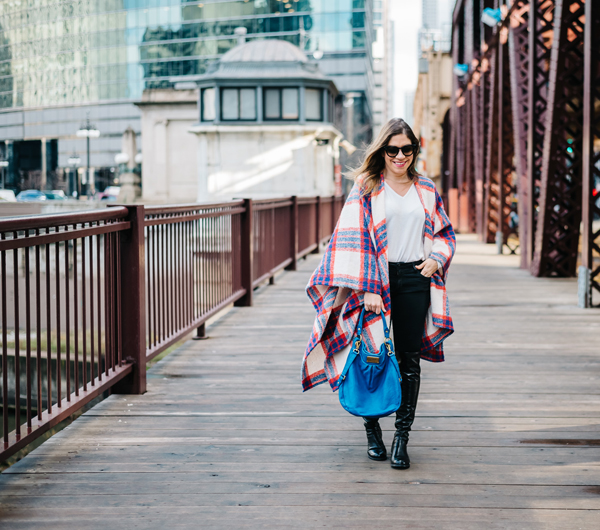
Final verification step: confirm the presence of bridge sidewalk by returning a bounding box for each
[0,235,599,529]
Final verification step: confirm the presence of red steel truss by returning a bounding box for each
[448,0,600,307]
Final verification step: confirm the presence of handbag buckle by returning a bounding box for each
[353,338,362,353]
[385,341,393,356]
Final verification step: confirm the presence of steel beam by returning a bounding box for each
[484,46,499,244]
[498,35,518,254]
[464,92,478,233]
[532,0,585,277]
[507,1,530,264]
[580,0,600,307]
[472,81,486,238]
[525,0,555,269]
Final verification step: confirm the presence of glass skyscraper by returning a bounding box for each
[0,0,374,193]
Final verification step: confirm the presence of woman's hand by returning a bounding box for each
[364,292,385,314]
[414,258,439,278]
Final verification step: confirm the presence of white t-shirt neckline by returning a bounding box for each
[384,181,426,263]
[385,181,415,199]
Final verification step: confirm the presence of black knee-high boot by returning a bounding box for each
[390,351,421,469]
[363,417,387,461]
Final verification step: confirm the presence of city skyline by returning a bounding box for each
[0,0,377,194]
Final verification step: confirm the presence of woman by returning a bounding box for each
[303,118,455,469]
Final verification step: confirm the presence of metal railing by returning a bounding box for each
[0,194,343,461]
[0,208,133,460]
[144,201,246,361]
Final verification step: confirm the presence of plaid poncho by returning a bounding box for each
[302,175,456,392]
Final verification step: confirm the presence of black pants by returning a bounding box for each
[363,262,430,427]
[388,261,431,354]
[388,261,430,435]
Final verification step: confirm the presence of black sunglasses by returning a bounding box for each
[382,144,418,158]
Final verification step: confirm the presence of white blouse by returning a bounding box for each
[385,181,425,263]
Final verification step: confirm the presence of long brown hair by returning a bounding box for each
[349,118,420,196]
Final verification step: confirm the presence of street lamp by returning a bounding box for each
[76,116,100,197]
[0,159,8,190]
[67,153,81,198]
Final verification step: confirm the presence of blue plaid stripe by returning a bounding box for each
[303,177,456,391]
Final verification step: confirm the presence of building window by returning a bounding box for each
[239,88,256,119]
[264,87,299,120]
[305,88,322,121]
[202,88,215,121]
[221,87,256,121]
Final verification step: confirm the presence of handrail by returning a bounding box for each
[144,200,246,215]
[0,207,129,232]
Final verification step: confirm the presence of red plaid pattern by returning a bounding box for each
[303,175,456,392]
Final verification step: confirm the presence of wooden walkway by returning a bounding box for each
[1,235,599,529]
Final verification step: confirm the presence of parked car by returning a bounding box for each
[0,189,16,202]
[43,190,67,201]
[16,190,47,202]
[98,186,120,201]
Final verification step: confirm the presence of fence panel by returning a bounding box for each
[319,197,334,245]
[144,202,246,361]
[0,208,132,461]
[333,196,344,230]
[252,198,293,286]
[297,198,318,257]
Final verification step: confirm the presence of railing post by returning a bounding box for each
[235,198,253,307]
[312,196,321,254]
[286,195,298,271]
[192,323,208,340]
[113,204,147,394]
[330,195,336,235]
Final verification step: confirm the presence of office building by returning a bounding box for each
[413,0,454,185]
[371,0,394,134]
[0,0,375,196]
[419,0,453,53]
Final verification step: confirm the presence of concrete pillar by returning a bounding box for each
[256,86,263,124]
[196,132,209,202]
[154,119,168,199]
[5,140,16,188]
[214,86,221,124]
[299,86,306,124]
[41,137,47,190]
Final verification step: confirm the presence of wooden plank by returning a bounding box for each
[0,507,599,530]
[8,449,600,472]
[1,491,600,511]
[34,430,600,448]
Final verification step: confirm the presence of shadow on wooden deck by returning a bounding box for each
[0,234,599,529]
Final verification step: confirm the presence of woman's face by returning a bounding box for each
[382,134,415,179]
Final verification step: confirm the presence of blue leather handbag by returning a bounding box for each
[338,308,402,418]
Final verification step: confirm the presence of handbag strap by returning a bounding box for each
[341,307,392,383]
[357,306,391,339]
[340,307,366,382]
[355,307,366,336]
[380,311,390,339]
